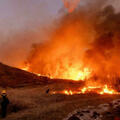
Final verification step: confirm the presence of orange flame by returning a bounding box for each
[21,64,91,81]
[22,65,30,71]
[52,85,119,95]
[60,67,91,81]
[64,90,73,95]
[21,65,119,95]
[100,85,116,95]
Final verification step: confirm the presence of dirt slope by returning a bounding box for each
[0,63,46,87]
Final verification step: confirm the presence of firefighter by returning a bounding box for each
[46,89,50,94]
[0,90,9,118]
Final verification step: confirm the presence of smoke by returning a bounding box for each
[0,0,57,67]
[0,29,50,67]
[24,0,120,86]
[1,0,120,84]
[26,0,112,79]
[84,5,120,77]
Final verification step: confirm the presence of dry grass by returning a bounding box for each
[0,84,118,120]
[0,63,119,119]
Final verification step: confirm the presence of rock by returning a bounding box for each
[81,110,90,113]
[97,103,110,113]
[68,115,80,120]
[93,111,100,117]
[64,99,120,120]
[112,99,120,105]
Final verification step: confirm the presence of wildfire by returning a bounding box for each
[52,85,119,95]
[100,85,116,95]
[18,3,120,97]
[64,90,73,95]
[22,65,29,71]
[21,64,120,96]
[21,64,119,95]
[21,64,91,81]
[62,67,91,81]
[22,65,41,75]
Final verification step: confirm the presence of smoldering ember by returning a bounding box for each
[0,0,120,120]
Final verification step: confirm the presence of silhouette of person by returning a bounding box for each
[46,89,50,94]
[0,90,9,118]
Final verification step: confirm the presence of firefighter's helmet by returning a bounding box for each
[1,90,6,95]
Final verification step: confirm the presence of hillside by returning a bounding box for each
[0,63,47,87]
[0,62,84,88]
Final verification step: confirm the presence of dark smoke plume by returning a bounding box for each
[84,5,120,74]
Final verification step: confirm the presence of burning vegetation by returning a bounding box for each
[21,1,120,95]
[52,85,119,95]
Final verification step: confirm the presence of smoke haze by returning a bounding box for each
[0,0,62,67]
[0,0,120,72]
